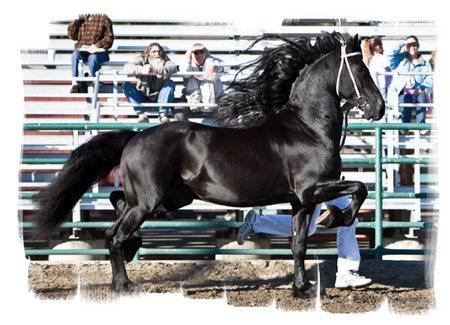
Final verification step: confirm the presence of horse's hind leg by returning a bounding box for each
[107,204,152,292]
[106,191,142,263]
[291,205,317,298]
[312,180,368,228]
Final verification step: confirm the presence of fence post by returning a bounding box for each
[375,126,384,260]
[92,71,101,123]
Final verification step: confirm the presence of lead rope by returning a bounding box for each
[339,104,352,151]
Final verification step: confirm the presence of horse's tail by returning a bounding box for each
[32,130,137,239]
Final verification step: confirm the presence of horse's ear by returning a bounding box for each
[352,34,360,52]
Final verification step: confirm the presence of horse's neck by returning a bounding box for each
[284,79,342,148]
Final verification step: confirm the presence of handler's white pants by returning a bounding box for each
[252,196,361,274]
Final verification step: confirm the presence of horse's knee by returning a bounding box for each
[110,191,126,212]
[291,236,307,256]
[355,182,368,199]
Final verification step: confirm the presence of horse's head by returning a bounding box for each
[336,34,385,121]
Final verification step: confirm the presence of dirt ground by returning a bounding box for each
[27,259,435,314]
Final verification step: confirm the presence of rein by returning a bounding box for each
[339,102,353,150]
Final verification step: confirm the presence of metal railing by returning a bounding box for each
[20,122,438,260]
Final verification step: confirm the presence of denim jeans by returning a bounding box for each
[122,80,175,116]
[71,49,110,77]
[398,92,429,123]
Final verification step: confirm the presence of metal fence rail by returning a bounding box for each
[20,122,437,260]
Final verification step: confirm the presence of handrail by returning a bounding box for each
[22,122,433,131]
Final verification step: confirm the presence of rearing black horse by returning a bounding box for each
[32,33,384,298]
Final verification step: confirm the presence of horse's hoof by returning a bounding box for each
[292,283,316,299]
[319,290,330,299]
[112,280,136,293]
[315,205,345,228]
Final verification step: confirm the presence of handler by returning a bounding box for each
[237,196,372,289]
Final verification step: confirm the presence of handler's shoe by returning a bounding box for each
[334,271,372,289]
[237,210,259,245]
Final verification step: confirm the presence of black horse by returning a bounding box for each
[32,33,384,298]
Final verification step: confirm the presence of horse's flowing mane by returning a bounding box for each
[216,32,344,127]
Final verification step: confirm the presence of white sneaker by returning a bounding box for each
[159,114,170,123]
[137,114,149,123]
[237,210,259,245]
[334,271,372,289]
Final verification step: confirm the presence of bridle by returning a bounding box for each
[336,45,367,107]
[336,45,368,150]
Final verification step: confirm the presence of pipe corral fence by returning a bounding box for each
[19,122,437,260]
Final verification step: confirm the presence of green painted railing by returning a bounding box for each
[21,122,437,259]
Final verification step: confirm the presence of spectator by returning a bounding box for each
[362,37,391,101]
[387,35,433,125]
[180,43,224,112]
[237,196,372,289]
[429,49,437,71]
[67,13,114,93]
[429,49,437,104]
[123,42,177,123]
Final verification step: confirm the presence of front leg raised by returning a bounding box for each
[313,180,367,228]
[291,206,316,298]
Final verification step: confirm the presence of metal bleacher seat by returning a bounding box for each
[19,17,439,228]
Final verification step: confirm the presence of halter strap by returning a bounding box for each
[336,46,363,152]
[336,46,362,99]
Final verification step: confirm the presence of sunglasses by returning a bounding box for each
[406,42,419,47]
[193,50,205,55]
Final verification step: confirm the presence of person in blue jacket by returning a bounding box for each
[387,35,433,126]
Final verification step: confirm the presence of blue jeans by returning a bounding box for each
[122,80,175,116]
[71,49,110,77]
[398,92,429,123]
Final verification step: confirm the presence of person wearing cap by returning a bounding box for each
[68,13,114,93]
[180,43,224,112]
[122,42,177,123]
[387,35,433,127]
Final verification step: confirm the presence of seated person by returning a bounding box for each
[387,35,433,126]
[179,43,224,112]
[68,13,114,93]
[122,42,177,123]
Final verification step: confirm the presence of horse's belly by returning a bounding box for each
[185,173,291,207]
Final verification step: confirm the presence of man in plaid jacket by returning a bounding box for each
[67,13,114,93]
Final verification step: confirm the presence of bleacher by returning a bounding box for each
[19,18,439,259]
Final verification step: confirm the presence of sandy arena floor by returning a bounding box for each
[27,259,435,314]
